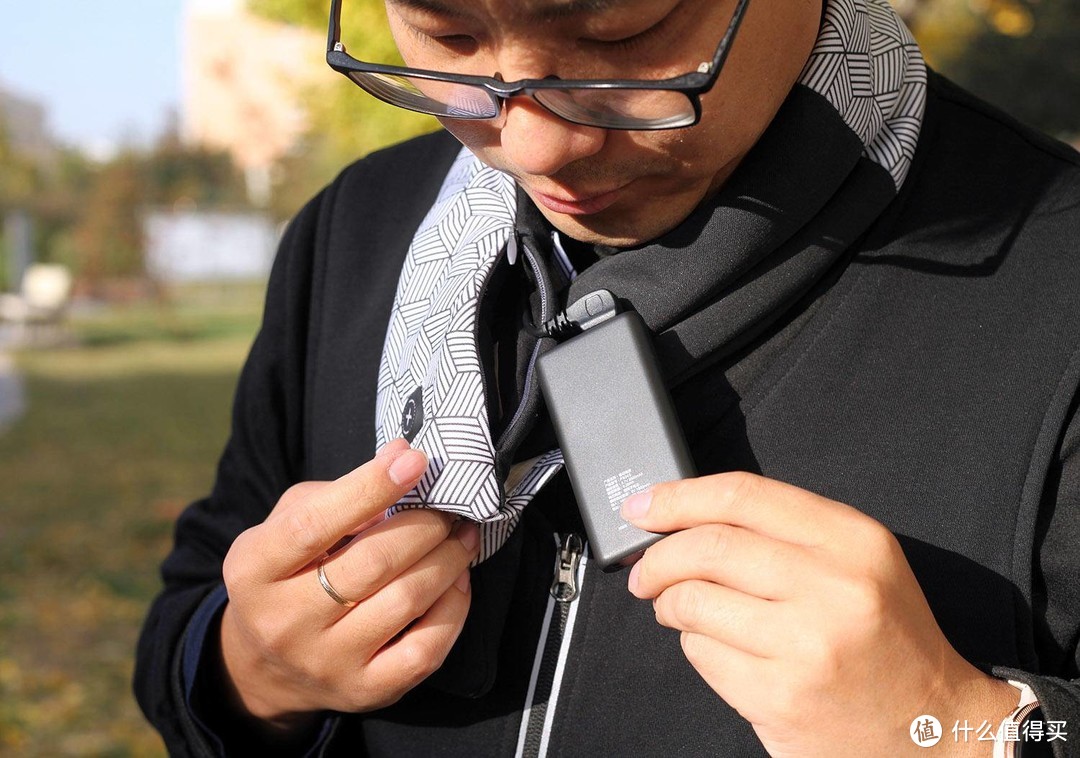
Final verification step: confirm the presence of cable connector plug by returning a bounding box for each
[525,289,620,340]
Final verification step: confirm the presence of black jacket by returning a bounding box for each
[136,72,1080,756]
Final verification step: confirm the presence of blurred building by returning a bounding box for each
[144,210,278,283]
[181,0,324,205]
[0,83,55,165]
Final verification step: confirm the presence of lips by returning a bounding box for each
[530,184,626,216]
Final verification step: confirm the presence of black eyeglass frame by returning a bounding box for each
[325,0,752,130]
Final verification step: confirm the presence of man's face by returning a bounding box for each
[386,0,822,247]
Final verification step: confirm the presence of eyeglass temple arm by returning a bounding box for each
[327,0,343,54]
[706,0,752,74]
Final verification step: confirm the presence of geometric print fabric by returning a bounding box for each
[374,147,565,563]
[799,0,927,188]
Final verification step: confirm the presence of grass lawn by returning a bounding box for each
[0,283,265,756]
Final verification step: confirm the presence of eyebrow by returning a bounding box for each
[388,0,619,23]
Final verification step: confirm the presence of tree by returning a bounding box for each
[910,0,1080,139]
[246,0,437,218]
[73,152,145,287]
[68,138,248,292]
[143,127,248,210]
[2,99,250,295]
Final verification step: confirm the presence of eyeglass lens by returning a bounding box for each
[348,71,697,129]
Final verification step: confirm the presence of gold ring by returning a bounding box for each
[317,556,357,608]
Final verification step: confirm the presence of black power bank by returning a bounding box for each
[537,310,695,570]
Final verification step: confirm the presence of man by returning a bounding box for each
[136,0,1080,755]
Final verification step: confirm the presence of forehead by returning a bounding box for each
[387,0,632,22]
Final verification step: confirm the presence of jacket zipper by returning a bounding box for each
[515,532,587,758]
[495,235,556,455]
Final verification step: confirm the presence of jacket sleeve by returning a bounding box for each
[133,182,329,757]
[134,130,462,757]
[992,387,1080,758]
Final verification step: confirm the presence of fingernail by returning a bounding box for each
[454,569,470,593]
[627,561,641,596]
[457,522,480,553]
[388,449,427,485]
[621,490,652,521]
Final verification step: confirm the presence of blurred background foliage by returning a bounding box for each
[0,0,1077,291]
[0,0,1077,755]
[0,125,248,294]
[909,0,1080,137]
[249,0,439,219]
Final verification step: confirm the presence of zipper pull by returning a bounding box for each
[506,233,519,266]
[550,533,584,603]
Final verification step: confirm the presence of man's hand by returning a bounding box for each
[621,472,1017,757]
[218,439,480,735]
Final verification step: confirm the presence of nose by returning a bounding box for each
[492,41,608,177]
[497,93,607,178]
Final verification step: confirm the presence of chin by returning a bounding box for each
[539,206,688,250]
[530,174,715,249]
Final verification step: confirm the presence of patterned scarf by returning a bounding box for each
[375,0,927,562]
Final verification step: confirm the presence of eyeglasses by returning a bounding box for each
[326,0,751,131]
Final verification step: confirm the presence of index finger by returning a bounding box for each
[620,471,869,547]
[258,443,429,580]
